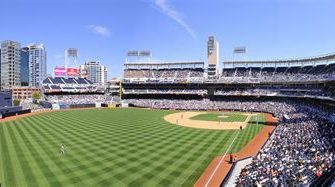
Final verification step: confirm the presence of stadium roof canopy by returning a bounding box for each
[223,51,335,68]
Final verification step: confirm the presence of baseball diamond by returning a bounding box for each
[0,108,266,186]
[190,112,248,122]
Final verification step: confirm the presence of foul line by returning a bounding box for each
[204,130,240,187]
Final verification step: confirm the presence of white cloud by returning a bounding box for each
[154,0,196,38]
[87,25,111,37]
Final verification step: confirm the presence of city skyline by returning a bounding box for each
[1,0,335,79]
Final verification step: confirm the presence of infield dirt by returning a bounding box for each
[164,111,258,130]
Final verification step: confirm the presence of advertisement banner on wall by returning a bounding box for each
[66,68,79,77]
[54,68,67,76]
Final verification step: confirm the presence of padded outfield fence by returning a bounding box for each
[1,109,31,119]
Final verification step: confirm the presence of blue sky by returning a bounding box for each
[1,0,335,78]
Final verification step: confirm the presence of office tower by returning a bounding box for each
[81,61,107,85]
[0,49,1,86]
[20,47,29,86]
[1,40,21,89]
[27,44,47,87]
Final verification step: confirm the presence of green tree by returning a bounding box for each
[13,99,20,106]
[32,91,41,103]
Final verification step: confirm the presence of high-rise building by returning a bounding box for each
[27,44,47,87]
[80,61,107,85]
[100,66,108,85]
[0,91,12,107]
[0,49,1,86]
[20,47,29,86]
[1,40,21,89]
[207,36,219,78]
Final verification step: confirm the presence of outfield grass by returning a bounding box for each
[190,112,247,122]
[0,108,264,186]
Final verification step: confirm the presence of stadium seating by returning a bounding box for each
[123,89,207,95]
[42,77,98,93]
[46,94,107,105]
[221,63,335,83]
[214,88,335,99]
[124,69,205,83]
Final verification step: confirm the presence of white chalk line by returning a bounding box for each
[204,130,240,187]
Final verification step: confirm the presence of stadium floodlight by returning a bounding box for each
[65,48,78,69]
[126,50,152,63]
[127,51,140,57]
[139,51,152,57]
[233,46,248,66]
[127,50,152,57]
[233,47,247,54]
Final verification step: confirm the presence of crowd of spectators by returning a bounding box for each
[124,69,204,82]
[123,63,335,83]
[237,105,335,186]
[214,88,335,99]
[19,94,118,110]
[220,64,335,82]
[220,65,335,83]
[215,89,277,96]
[123,99,296,118]
[46,94,111,105]
[123,89,207,95]
[124,98,335,185]
[259,72,335,82]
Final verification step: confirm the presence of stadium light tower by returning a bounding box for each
[126,50,152,63]
[65,48,78,68]
[233,47,247,61]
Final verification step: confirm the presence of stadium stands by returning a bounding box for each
[236,117,335,186]
[124,69,205,82]
[42,77,99,93]
[221,53,335,83]
[214,88,335,100]
[220,65,335,83]
[123,61,205,83]
[123,53,335,85]
[123,89,207,95]
[46,94,107,105]
[123,53,335,83]
[41,77,116,109]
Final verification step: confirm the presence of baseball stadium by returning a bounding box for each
[0,35,334,187]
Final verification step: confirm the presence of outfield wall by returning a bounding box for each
[52,103,98,110]
[1,108,30,119]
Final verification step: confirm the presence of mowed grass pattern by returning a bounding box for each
[0,108,264,186]
[190,112,247,122]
